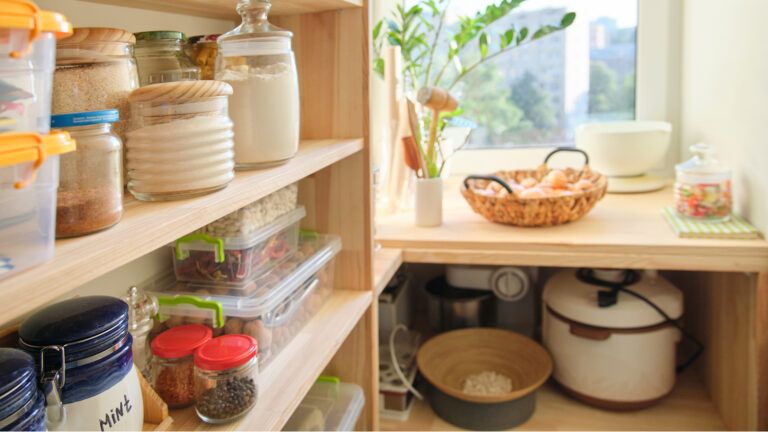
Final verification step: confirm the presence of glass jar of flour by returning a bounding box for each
[216,0,300,170]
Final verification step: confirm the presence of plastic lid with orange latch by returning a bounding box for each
[0,0,73,58]
[0,131,76,188]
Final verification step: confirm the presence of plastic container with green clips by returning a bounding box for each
[172,206,305,286]
[152,233,341,365]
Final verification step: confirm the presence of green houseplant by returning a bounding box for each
[373,0,576,178]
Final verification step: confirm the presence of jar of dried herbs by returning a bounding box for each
[194,334,259,424]
[151,324,212,408]
[51,110,123,238]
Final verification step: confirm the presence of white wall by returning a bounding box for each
[680,0,768,232]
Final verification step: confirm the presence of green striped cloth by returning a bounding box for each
[663,207,761,239]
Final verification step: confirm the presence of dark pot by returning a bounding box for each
[425,276,495,332]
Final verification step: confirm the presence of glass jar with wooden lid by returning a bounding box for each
[126,80,235,201]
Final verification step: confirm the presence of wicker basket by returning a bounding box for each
[461,148,608,227]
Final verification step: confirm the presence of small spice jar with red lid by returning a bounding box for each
[194,334,259,423]
[150,324,212,408]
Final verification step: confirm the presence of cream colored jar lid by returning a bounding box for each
[543,269,683,329]
[129,80,233,104]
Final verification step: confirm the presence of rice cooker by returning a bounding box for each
[542,269,683,409]
[19,296,144,431]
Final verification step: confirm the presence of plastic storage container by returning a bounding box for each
[126,80,235,201]
[194,335,259,424]
[674,143,732,221]
[54,27,139,141]
[152,234,341,365]
[19,296,144,431]
[173,206,305,285]
[0,348,46,431]
[0,1,71,134]
[284,378,365,431]
[52,110,123,237]
[134,31,200,86]
[151,324,212,408]
[187,34,219,80]
[0,131,75,280]
[217,0,300,169]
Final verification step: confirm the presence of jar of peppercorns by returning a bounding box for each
[150,324,212,408]
[194,334,259,424]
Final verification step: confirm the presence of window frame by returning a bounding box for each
[447,0,682,175]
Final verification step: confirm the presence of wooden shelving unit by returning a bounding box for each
[164,290,372,431]
[381,371,726,431]
[0,139,363,324]
[82,0,363,20]
[377,177,768,272]
[374,248,403,296]
[0,0,376,430]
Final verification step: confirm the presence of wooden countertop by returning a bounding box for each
[376,177,768,272]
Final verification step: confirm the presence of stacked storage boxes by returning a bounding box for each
[149,184,342,365]
[0,1,74,279]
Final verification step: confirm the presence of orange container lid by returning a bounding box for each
[0,0,73,39]
[0,131,76,168]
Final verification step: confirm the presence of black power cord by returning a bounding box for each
[576,268,704,373]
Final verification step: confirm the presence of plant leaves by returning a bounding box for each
[516,27,528,45]
[561,12,576,28]
[373,57,385,79]
[479,32,489,59]
[500,28,515,49]
[372,20,383,41]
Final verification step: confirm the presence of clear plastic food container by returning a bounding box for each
[173,206,305,286]
[152,234,341,365]
[0,131,76,280]
[126,80,235,201]
[284,378,365,431]
[194,335,259,424]
[0,1,72,134]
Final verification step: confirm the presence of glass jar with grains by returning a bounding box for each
[187,34,219,80]
[134,31,200,86]
[53,27,139,141]
[51,110,123,238]
[194,335,259,424]
[151,324,213,408]
[217,0,300,170]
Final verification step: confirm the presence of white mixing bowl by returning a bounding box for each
[576,121,672,177]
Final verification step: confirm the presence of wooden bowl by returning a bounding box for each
[417,328,552,404]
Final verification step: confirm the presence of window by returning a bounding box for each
[446,0,639,149]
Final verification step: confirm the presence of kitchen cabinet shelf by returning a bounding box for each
[154,289,372,431]
[0,138,362,325]
[374,248,403,297]
[377,177,768,272]
[380,370,725,431]
[82,0,363,20]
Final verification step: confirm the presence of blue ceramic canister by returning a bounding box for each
[19,296,144,431]
[0,348,46,431]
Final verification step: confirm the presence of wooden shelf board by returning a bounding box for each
[0,138,363,325]
[381,370,725,431]
[160,289,372,431]
[81,0,363,20]
[377,177,768,272]
[374,248,402,297]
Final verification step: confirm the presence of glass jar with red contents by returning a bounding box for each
[194,335,258,424]
[150,324,212,408]
[674,143,732,221]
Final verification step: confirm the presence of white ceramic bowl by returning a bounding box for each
[576,121,672,177]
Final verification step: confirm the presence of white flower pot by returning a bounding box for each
[415,177,443,227]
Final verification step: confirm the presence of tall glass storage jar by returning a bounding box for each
[674,143,732,221]
[216,0,300,169]
[134,31,200,86]
[53,27,139,141]
[51,110,123,238]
